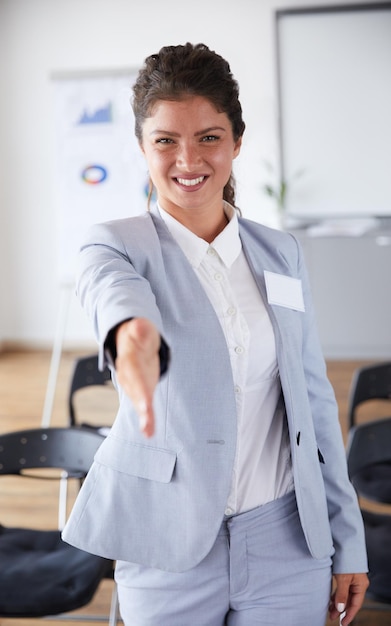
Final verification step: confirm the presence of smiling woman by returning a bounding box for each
[61,42,369,626]
[139,96,242,240]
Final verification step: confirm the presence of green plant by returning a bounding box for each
[262,161,304,212]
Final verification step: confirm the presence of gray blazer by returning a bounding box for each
[62,208,367,574]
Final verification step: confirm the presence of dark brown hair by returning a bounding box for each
[132,43,245,208]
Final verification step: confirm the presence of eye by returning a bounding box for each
[201,135,219,142]
[155,137,174,145]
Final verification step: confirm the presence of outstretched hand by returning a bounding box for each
[329,572,369,625]
[115,318,161,437]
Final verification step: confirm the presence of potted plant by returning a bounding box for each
[262,160,304,227]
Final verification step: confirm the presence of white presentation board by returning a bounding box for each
[52,69,148,283]
[276,3,391,220]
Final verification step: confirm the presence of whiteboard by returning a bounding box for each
[275,4,391,219]
[52,69,148,283]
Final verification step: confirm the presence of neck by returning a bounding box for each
[192,211,229,243]
[158,202,229,243]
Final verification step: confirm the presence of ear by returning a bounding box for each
[139,140,146,156]
[233,136,242,159]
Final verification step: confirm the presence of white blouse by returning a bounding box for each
[158,204,294,515]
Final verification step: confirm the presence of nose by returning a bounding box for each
[176,141,202,171]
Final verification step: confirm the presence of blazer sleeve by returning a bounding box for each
[76,218,168,370]
[296,237,368,573]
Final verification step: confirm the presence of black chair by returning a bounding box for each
[68,354,115,435]
[347,361,391,429]
[347,417,391,504]
[347,417,391,609]
[0,427,119,623]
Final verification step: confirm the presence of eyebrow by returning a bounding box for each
[149,126,227,137]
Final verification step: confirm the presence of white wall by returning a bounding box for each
[0,0,365,349]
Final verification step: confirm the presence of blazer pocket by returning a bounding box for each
[94,435,177,483]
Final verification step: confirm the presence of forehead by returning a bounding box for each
[146,95,227,124]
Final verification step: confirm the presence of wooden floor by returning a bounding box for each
[0,350,390,625]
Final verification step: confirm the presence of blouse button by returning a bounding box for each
[235,346,244,355]
[214,272,223,281]
[227,306,236,316]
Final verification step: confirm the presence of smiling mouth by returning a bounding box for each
[176,176,206,187]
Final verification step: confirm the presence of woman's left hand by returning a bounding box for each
[329,572,369,624]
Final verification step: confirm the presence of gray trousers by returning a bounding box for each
[115,491,332,626]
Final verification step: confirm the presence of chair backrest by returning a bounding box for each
[0,427,116,621]
[347,362,391,429]
[68,355,112,427]
[347,417,391,503]
[0,427,105,478]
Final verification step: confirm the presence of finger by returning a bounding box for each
[329,576,349,620]
[115,361,157,436]
[138,399,155,438]
[334,575,350,612]
[329,601,346,621]
[341,589,366,625]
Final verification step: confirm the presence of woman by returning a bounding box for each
[63,43,368,625]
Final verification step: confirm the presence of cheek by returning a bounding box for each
[212,152,235,177]
[146,149,172,172]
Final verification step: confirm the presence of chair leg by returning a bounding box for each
[109,582,120,625]
[58,471,69,530]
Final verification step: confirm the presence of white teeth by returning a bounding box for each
[177,176,204,187]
